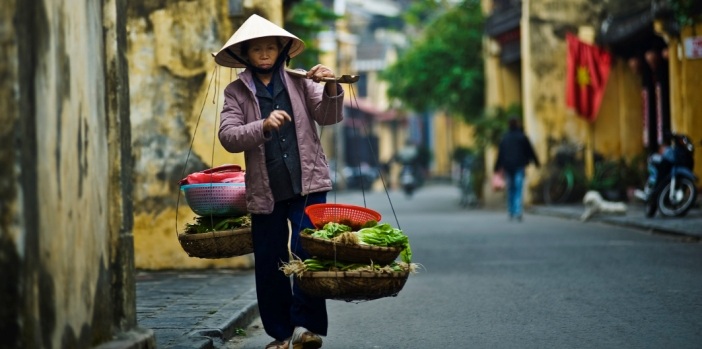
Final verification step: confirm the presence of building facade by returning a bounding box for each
[483,0,702,206]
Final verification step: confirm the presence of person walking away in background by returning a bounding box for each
[494,117,540,221]
[215,14,344,349]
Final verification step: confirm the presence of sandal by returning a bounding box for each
[289,327,323,349]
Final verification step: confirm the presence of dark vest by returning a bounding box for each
[253,72,302,202]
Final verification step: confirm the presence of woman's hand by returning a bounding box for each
[263,110,292,132]
[307,64,335,82]
[307,64,339,96]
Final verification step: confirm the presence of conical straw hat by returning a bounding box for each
[214,14,305,68]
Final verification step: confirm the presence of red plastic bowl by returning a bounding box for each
[304,203,382,230]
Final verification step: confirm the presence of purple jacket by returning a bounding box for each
[218,68,344,214]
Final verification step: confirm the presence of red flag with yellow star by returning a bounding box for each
[565,33,611,122]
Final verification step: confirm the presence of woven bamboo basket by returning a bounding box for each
[295,270,409,301]
[300,234,402,265]
[177,227,253,259]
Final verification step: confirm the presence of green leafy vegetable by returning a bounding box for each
[361,220,378,228]
[302,220,413,263]
[309,222,352,239]
[303,258,347,271]
[302,258,414,272]
[184,215,251,234]
[357,223,412,263]
[399,244,413,264]
[357,223,407,246]
[301,228,317,235]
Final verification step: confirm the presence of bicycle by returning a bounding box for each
[541,138,623,204]
[542,139,583,204]
[459,155,479,208]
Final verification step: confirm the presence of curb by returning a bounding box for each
[187,288,259,349]
[596,216,701,241]
[530,205,701,241]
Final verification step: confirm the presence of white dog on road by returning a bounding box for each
[581,190,628,221]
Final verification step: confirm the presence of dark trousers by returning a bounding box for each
[251,192,328,341]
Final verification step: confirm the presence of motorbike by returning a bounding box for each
[459,155,479,207]
[639,133,698,218]
[400,164,418,198]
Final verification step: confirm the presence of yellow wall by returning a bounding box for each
[519,0,647,203]
[129,0,281,269]
[484,41,522,107]
[593,58,645,159]
[484,0,700,207]
[668,24,702,180]
[612,58,647,156]
[432,112,453,177]
[483,43,523,206]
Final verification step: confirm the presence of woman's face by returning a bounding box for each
[246,37,280,70]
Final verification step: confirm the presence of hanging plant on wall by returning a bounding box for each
[667,0,702,28]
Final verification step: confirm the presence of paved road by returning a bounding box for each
[225,185,702,348]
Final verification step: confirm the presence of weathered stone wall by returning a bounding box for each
[126,0,282,269]
[481,0,650,205]
[0,0,22,345]
[523,0,606,154]
[1,0,150,348]
[518,0,645,200]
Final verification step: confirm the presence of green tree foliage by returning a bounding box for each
[381,0,485,121]
[403,0,453,26]
[285,0,340,69]
[472,103,523,148]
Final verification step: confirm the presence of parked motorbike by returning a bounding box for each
[638,133,698,218]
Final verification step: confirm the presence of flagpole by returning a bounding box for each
[585,121,594,181]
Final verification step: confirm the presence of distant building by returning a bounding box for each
[483,0,702,205]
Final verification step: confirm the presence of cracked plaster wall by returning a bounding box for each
[1,0,141,348]
[127,0,282,269]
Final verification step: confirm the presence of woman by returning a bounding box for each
[215,14,343,349]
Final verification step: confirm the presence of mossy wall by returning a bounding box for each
[127,0,282,269]
[668,23,702,180]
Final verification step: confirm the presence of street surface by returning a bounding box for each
[225,184,702,349]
